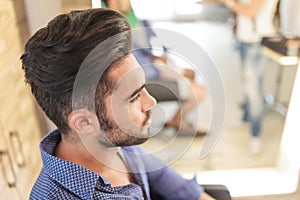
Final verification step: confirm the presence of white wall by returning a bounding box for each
[280,0,300,36]
[23,0,62,36]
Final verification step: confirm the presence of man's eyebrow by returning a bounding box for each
[127,84,145,100]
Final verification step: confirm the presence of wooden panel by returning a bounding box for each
[0,0,45,199]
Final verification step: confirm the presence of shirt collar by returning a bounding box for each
[40,129,106,200]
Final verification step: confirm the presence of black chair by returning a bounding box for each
[145,79,181,102]
[203,184,232,200]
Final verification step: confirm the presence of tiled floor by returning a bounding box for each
[139,21,298,199]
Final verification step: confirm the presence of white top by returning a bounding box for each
[236,0,279,43]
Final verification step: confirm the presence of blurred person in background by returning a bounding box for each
[198,0,279,154]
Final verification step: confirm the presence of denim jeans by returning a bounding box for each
[238,42,265,137]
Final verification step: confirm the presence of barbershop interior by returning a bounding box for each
[0,0,299,199]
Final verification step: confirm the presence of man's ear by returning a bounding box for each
[67,109,98,134]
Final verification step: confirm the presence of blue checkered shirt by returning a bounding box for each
[30,130,203,199]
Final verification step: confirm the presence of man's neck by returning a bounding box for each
[54,133,133,187]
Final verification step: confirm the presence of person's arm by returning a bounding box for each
[197,0,265,18]
[149,53,168,63]
[146,158,215,200]
[133,146,215,200]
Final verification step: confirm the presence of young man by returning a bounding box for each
[21,9,215,199]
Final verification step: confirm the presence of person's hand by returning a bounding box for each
[149,54,168,64]
[182,68,195,80]
[199,192,216,200]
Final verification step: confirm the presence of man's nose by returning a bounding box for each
[142,89,157,112]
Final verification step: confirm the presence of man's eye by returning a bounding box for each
[129,93,140,103]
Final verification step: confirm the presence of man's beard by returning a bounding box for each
[96,105,151,147]
[101,125,149,147]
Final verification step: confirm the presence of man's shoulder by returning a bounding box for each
[30,168,79,200]
[30,170,59,199]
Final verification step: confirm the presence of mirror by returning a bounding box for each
[140,19,297,171]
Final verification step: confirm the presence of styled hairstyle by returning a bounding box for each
[21,8,131,133]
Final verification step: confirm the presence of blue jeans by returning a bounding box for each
[238,42,264,137]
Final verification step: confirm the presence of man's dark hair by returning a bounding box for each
[21,8,131,133]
